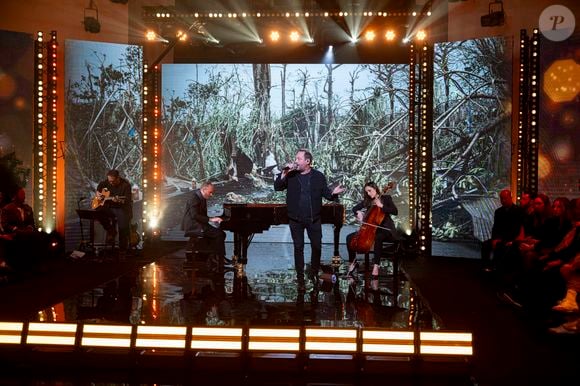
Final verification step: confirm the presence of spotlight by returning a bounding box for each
[416,30,427,41]
[364,30,376,41]
[84,1,100,33]
[145,30,156,41]
[270,30,280,42]
[481,0,505,27]
[289,31,300,42]
[84,16,100,33]
[385,30,396,41]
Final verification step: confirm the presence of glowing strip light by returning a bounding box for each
[419,332,473,356]
[248,328,300,351]
[0,322,24,344]
[304,328,357,352]
[81,324,132,348]
[408,43,416,230]
[26,322,77,346]
[143,8,430,20]
[516,29,528,199]
[190,327,243,350]
[142,64,149,227]
[135,325,187,349]
[362,330,415,354]
[528,28,540,194]
[34,31,45,229]
[48,31,58,229]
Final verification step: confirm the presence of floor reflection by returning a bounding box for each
[39,245,439,330]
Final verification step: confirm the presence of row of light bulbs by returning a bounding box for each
[151,10,432,19]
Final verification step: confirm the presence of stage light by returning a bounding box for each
[84,17,100,33]
[135,325,187,349]
[304,328,357,352]
[81,324,132,348]
[419,332,473,356]
[385,30,396,41]
[350,35,358,43]
[83,1,101,33]
[26,322,77,346]
[416,30,427,41]
[0,322,23,344]
[481,0,505,27]
[364,30,376,41]
[146,30,156,41]
[191,327,243,350]
[270,30,280,42]
[248,328,300,351]
[362,330,415,354]
[289,31,300,42]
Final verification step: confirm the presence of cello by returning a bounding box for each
[348,182,394,254]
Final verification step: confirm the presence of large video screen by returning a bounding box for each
[431,37,513,257]
[64,40,143,251]
[160,63,410,239]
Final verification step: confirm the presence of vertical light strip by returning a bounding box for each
[142,63,149,233]
[408,43,416,232]
[516,29,528,201]
[33,31,45,231]
[528,28,540,195]
[147,65,161,235]
[417,42,434,257]
[45,31,58,232]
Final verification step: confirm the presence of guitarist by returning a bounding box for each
[95,169,133,251]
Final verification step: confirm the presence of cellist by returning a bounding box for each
[345,181,398,279]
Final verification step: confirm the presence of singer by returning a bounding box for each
[274,149,345,292]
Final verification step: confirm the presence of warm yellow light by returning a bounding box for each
[385,30,396,41]
[146,30,156,41]
[135,325,187,349]
[191,327,243,350]
[305,328,357,352]
[270,30,280,42]
[416,30,427,41]
[0,322,23,344]
[248,328,300,351]
[26,322,77,346]
[289,31,300,42]
[81,324,132,348]
[419,332,473,356]
[364,30,376,41]
[362,330,415,354]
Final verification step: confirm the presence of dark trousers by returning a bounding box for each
[346,228,394,265]
[187,226,226,258]
[289,218,322,281]
[96,207,131,250]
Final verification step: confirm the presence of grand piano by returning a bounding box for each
[220,203,345,264]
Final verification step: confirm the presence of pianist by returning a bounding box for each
[274,149,345,291]
[182,181,226,268]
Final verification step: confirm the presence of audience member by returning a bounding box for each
[481,189,523,272]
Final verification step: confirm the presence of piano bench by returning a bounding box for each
[186,236,215,262]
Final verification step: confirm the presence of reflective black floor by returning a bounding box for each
[37,242,439,331]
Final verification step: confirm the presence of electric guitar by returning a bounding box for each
[91,189,126,209]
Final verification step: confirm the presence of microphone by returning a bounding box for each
[283,162,297,171]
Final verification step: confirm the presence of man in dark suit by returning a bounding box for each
[182,181,226,266]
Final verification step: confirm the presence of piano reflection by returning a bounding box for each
[220,203,345,264]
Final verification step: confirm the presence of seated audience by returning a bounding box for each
[0,187,62,272]
[481,189,523,272]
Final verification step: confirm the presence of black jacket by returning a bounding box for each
[96,178,133,215]
[182,189,210,236]
[274,168,336,222]
[352,195,398,235]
